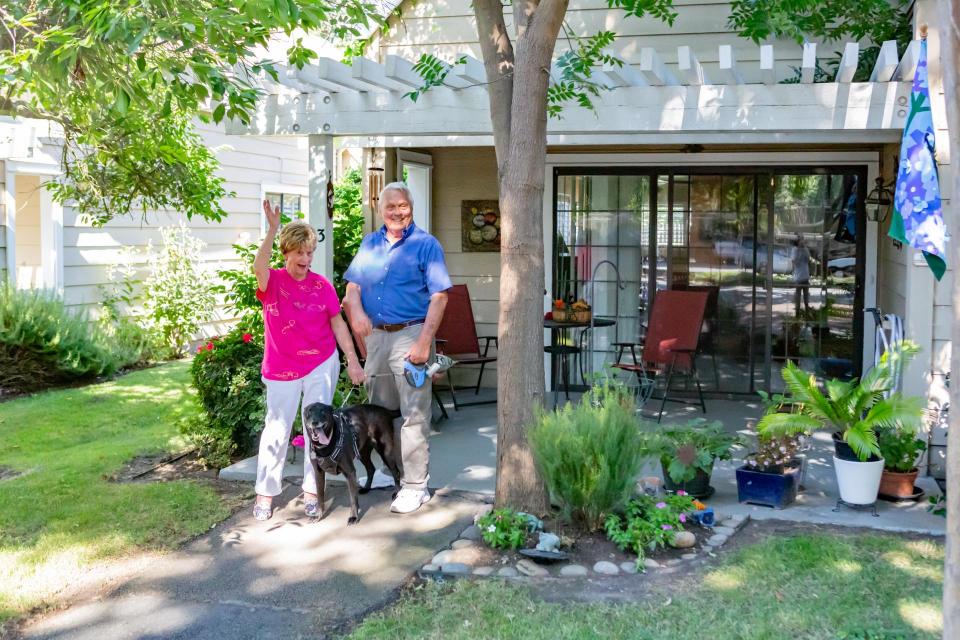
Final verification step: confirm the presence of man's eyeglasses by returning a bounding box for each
[384,203,412,214]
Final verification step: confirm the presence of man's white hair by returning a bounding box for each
[379,181,414,211]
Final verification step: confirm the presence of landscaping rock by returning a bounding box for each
[497,566,519,578]
[593,561,620,575]
[666,559,683,567]
[714,526,736,536]
[643,558,662,570]
[473,566,495,576]
[440,563,471,575]
[619,562,638,574]
[516,559,549,577]
[681,553,697,560]
[560,564,589,577]
[451,539,476,550]
[670,531,697,549]
[421,563,438,572]
[728,514,746,524]
[707,534,729,547]
[431,547,485,566]
[460,524,482,541]
[720,519,740,530]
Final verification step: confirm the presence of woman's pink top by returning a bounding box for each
[256,268,341,381]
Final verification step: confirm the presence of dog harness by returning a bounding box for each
[312,411,361,472]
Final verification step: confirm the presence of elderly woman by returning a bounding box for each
[252,200,365,521]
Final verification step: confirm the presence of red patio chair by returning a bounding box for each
[435,284,497,410]
[612,289,709,422]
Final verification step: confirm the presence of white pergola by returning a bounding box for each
[226,39,919,274]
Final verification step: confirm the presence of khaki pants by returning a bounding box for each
[363,325,434,491]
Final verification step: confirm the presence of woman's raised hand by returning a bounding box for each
[262,199,281,231]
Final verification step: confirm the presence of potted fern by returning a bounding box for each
[757,344,923,506]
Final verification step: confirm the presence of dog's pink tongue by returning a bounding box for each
[315,431,331,446]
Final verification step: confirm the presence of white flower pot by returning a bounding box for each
[833,455,884,505]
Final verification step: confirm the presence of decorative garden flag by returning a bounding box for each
[889,38,947,280]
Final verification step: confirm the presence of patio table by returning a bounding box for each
[544,317,616,388]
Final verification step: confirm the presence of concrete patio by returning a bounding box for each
[221,388,946,536]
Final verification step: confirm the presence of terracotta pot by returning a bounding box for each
[878,468,919,499]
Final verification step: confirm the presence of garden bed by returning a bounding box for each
[420,511,747,581]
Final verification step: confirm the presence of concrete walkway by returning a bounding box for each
[23,486,482,640]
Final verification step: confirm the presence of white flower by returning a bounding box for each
[486,525,496,533]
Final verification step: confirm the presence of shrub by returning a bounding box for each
[333,168,365,299]
[744,432,803,474]
[0,285,128,393]
[186,328,265,465]
[142,223,216,356]
[528,380,648,530]
[604,492,698,561]
[476,508,531,550]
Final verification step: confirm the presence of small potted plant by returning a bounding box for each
[644,419,742,498]
[758,343,924,506]
[877,426,927,500]
[736,432,804,509]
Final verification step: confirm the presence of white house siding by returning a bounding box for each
[376,0,813,84]
[429,146,500,386]
[61,121,308,336]
[0,161,6,282]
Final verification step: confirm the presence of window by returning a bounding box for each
[260,184,308,236]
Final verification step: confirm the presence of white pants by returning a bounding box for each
[255,353,340,497]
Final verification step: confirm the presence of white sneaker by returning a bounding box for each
[390,488,431,514]
[359,468,396,489]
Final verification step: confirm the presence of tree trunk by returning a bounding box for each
[939,4,960,637]
[491,0,568,514]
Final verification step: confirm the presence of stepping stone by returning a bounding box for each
[460,524,482,541]
[452,539,476,550]
[671,531,696,549]
[497,566,519,577]
[473,566,495,576]
[681,553,697,560]
[643,558,662,570]
[593,561,620,575]
[432,547,485,566]
[714,526,736,536]
[707,534,728,547]
[619,562,638,574]
[441,563,471,575]
[560,564,588,577]
[516,559,549,577]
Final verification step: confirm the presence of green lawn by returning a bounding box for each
[0,361,234,623]
[347,533,943,640]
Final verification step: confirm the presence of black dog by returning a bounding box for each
[302,402,403,524]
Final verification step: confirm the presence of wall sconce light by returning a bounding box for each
[865,176,894,224]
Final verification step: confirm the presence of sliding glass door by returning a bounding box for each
[552,167,866,395]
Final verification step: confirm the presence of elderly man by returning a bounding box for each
[343,182,451,514]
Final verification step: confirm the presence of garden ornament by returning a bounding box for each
[688,507,715,527]
[516,512,544,532]
[535,532,561,553]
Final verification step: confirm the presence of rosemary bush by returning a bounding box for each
[528,381,648,530]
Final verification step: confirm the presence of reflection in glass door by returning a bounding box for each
[553,168,865,395]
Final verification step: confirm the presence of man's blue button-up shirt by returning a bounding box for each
[344,223,452,325]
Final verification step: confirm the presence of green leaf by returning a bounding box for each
[212,103,226,123]
[114,88,130,115]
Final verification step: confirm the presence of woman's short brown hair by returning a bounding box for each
[279,221,318,254]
